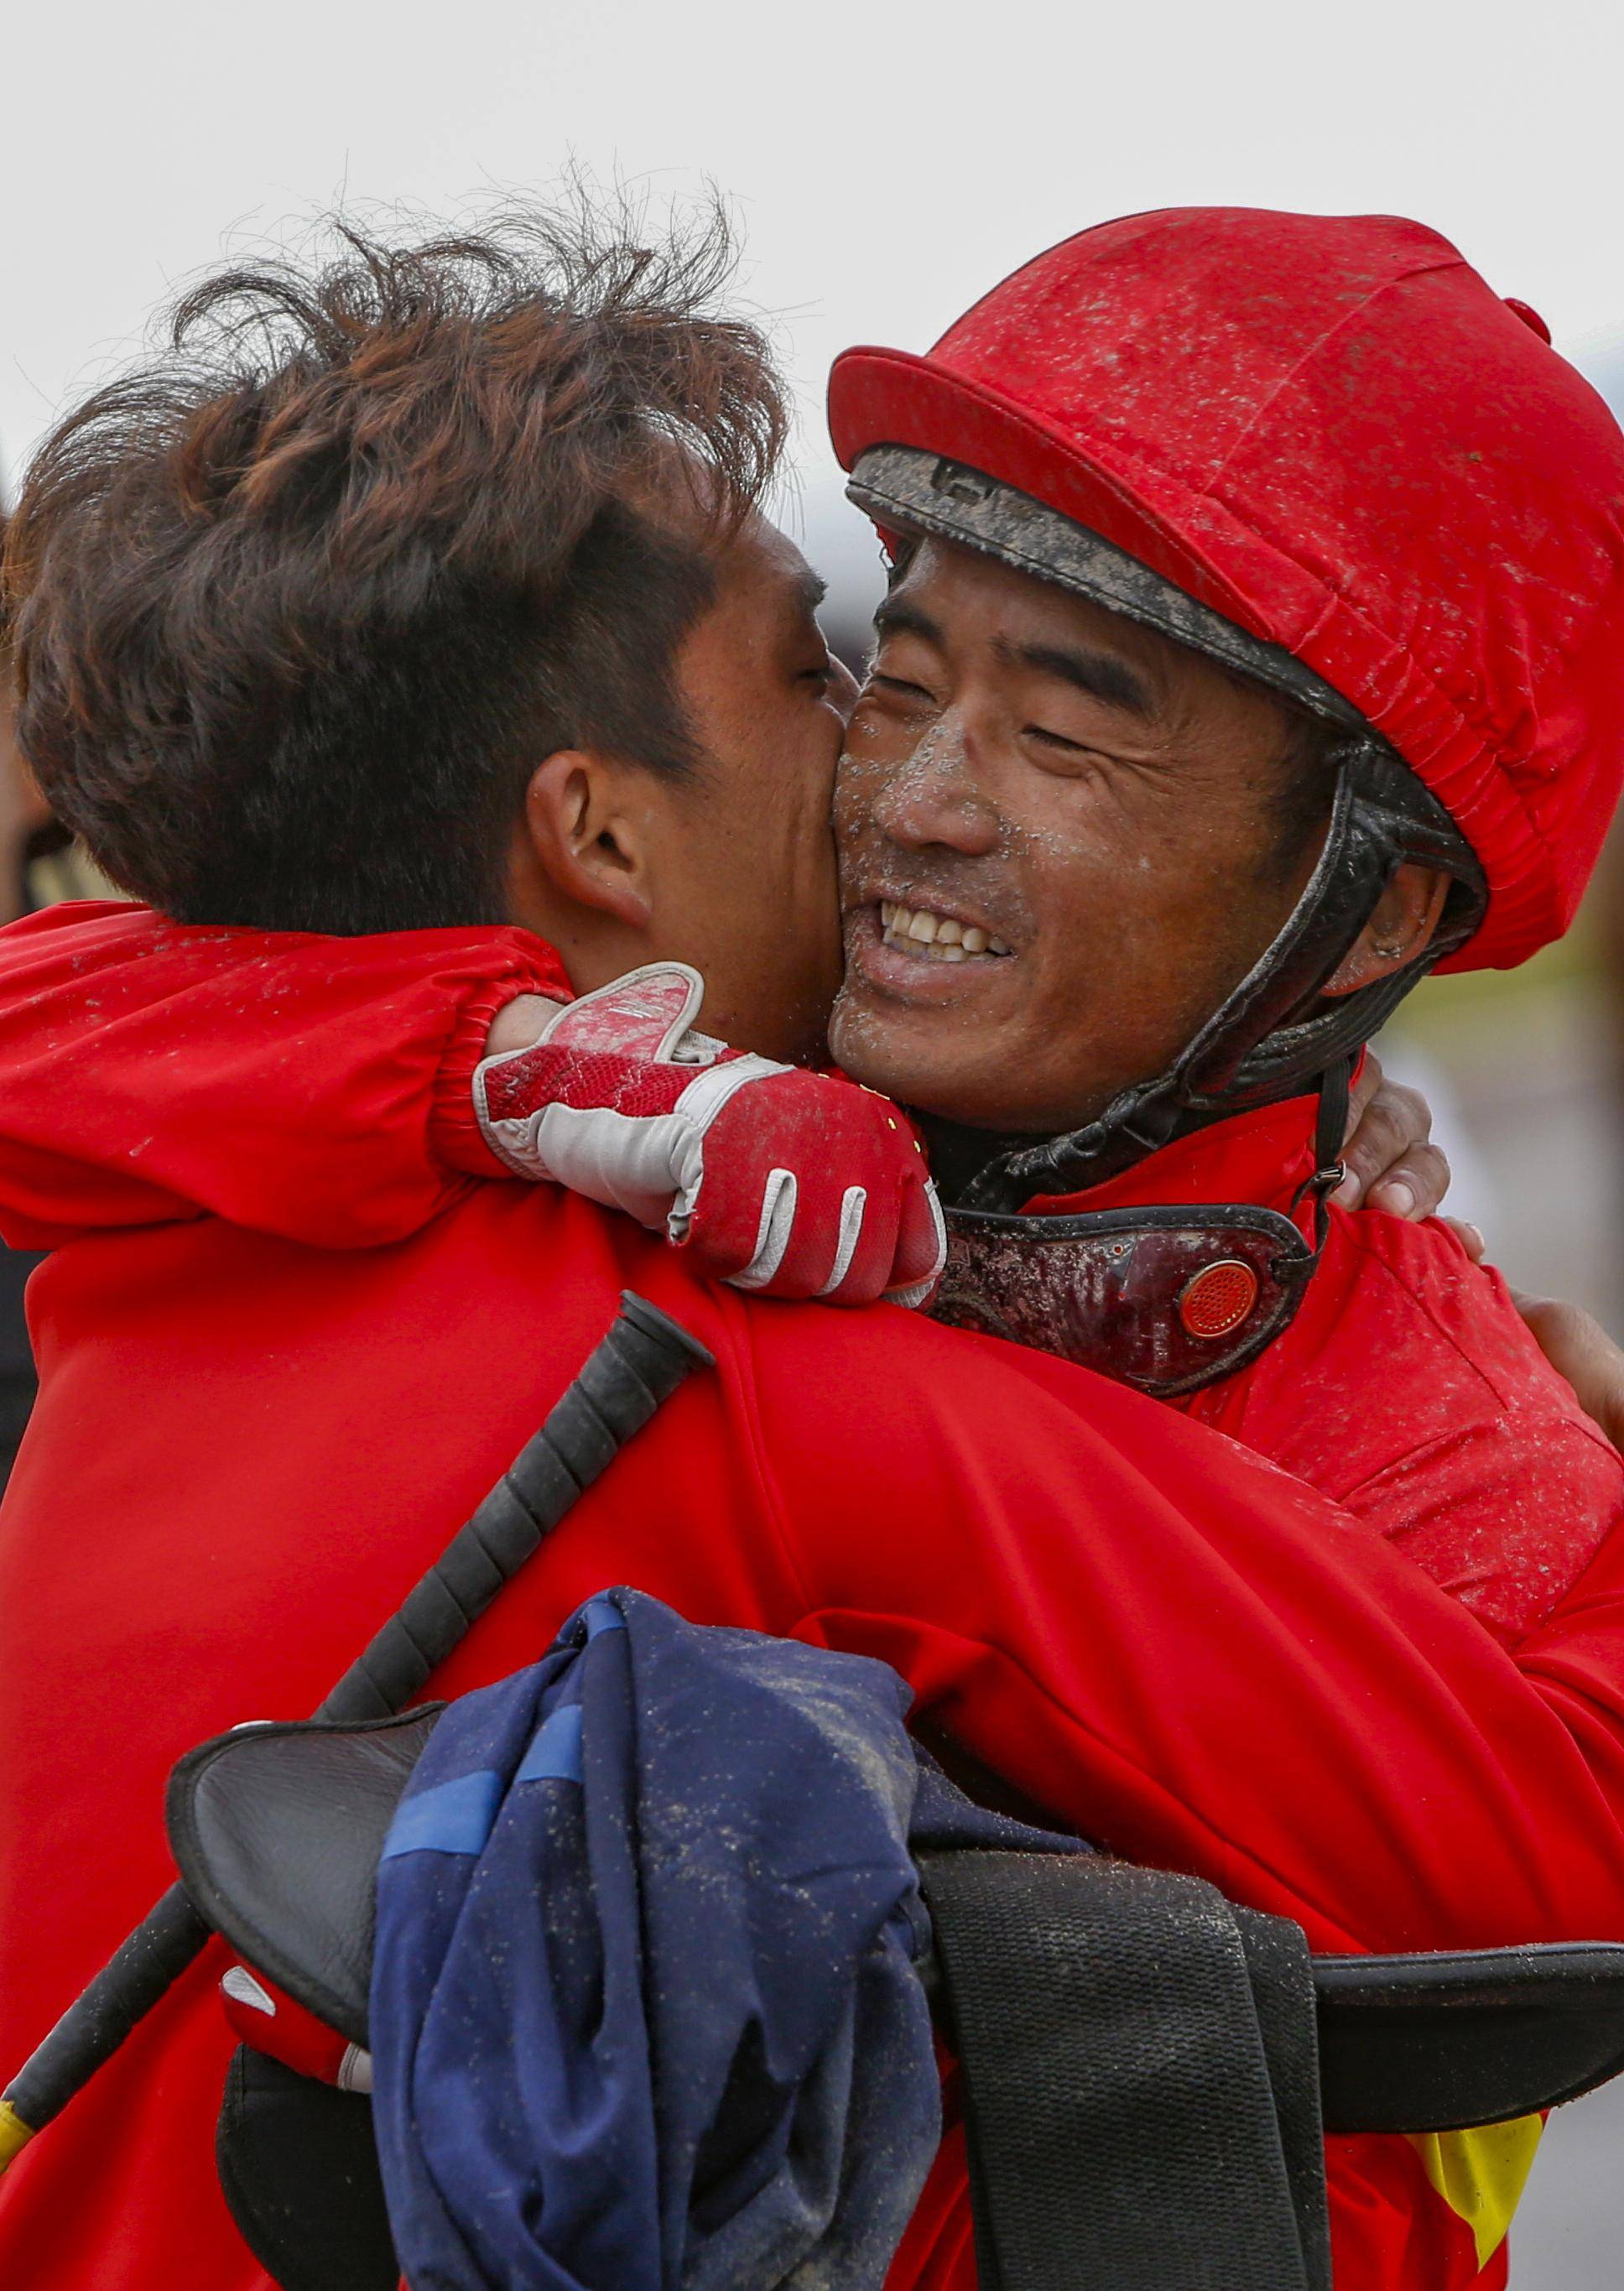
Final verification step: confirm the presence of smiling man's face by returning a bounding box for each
[827,538,1331,1135]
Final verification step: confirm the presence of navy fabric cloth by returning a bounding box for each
[370,1586,1082,2291]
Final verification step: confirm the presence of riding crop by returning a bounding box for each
[0,1289,712,2172]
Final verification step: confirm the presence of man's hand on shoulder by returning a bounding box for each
[1333,1049,1453,1220]
[1328,1049,1624,1445]
[476,964,947,1307]
[1512,1293,1624,1450]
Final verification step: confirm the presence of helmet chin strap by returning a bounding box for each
[942,734,1483,1214]
[849,446,1492,1385]
[1295,1054,1355,1257]
[919,745,1476,1398]
[846,445,1486,1216]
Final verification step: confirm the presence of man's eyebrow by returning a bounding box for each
[994,633,1153,718]
[794,567,829,615]
[872,598,944,646]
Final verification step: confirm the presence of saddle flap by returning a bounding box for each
[217,2047,397,2291]
[1314,1941,1624,2132]
[167,1705,443,2046]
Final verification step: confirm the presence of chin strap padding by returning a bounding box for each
[934,1057,1359,1400]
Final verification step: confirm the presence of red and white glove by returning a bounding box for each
[473,964,946,1307]
[220,1962,372,2092]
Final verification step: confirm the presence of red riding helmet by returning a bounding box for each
[828,208,1624,1196]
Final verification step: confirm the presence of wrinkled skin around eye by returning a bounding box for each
[828,539,1329,1137]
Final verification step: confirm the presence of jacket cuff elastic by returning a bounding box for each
[430,969,570,1179]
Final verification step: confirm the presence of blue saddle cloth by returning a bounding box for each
[369,1586,1081,2291]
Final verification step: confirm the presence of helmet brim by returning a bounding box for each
[830,345,1269,643]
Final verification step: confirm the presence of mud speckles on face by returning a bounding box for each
[827,534,1325,1141]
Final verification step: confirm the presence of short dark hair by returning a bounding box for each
[2,203,788,932]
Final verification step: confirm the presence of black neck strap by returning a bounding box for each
[1293,1056,1353,1257]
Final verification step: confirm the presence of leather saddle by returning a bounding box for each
[169,1710,1624,2291]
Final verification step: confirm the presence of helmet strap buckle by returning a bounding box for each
[1290,1057,1356,1256]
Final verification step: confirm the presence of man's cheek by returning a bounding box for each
[833,744,893,827]
[830,787,868,868]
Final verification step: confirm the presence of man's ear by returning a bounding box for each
[513,750,654,933]
[1321,863,1451,998]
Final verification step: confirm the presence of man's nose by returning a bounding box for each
[871,724,1001,856]
[828,656,861,726]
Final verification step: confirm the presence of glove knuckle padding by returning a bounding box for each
[673,1059,796,1262]
[726,1169,800,1290]
[816,1186,873,1297]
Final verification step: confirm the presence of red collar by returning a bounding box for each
[1021,1091,1324,1224]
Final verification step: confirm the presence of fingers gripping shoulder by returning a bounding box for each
[471,962,946,1307]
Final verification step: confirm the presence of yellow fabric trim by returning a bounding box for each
[1407,2117,1544,2269]
[0,2098,35,2170]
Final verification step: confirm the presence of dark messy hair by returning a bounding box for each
[1,200,789,931]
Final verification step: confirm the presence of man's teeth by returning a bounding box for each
[878,901,1012,961]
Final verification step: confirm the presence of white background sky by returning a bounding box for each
[5,0,1623,624]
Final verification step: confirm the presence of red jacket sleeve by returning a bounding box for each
[0,904,567,1249]
[735,1296,1624,1955]
[7,904,1624,1965]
